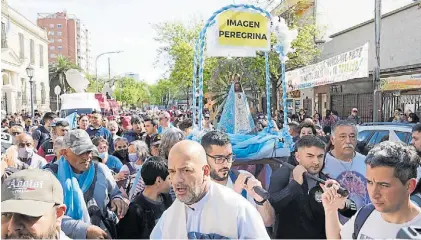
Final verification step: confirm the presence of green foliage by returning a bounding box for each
[152,10,321,111]
[148,79,175,105]
[153,21,218,92]
[49,55,81,93]
[113,77,150,106]
[85,74,105,93]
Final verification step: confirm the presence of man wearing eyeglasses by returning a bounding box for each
[14,133,47,169]
[201,131,275,227]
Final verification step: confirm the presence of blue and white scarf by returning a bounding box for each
[57,156,95,223]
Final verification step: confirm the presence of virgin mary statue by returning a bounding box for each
[217,80,255,134]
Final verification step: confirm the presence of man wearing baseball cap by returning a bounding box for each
[47,129,128,239]
[1,169,69,239]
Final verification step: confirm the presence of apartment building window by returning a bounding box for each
[1,22,7,48]
[48,31,54,35]
[57,32,62,36]
[30,39,35,64]
[57,46,63,51]
[39,45,44,68]
[57,24,62,28]
[49,24,54,28]
[49,38,54,43]
[50,46,55,50]
[50,53,56,58]
[57,38,62,43]
[19,33,24,59]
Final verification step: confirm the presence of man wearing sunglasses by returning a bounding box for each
[14,133,47,169]
[201,131,275,227]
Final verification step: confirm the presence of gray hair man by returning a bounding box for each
[322,141,421,239]
[159,128,185,159]
[47,129,128,239]
[322,120,367,222]
[1,169,69,239]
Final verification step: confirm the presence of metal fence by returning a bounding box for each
[330,93,373,123]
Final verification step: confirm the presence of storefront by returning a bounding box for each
[379,73,421,120]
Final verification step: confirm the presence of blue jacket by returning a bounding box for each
[56,162,123,239]
[122,130,146,143]
[86,126,114,153]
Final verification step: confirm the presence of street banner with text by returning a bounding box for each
[286,43,369,92]
[379,74,421,91]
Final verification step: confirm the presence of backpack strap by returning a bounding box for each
[229,170,247,199]
[352,204,375,239]
[411,193,421,207]
[125,163,136,174]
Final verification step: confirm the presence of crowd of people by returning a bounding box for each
[1,107,421,239]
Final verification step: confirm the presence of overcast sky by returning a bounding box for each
[9,0,414,84]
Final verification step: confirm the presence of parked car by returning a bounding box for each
[356,122,414,155]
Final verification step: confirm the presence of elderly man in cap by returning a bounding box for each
[1,169,69,239]
[46,129,128,239]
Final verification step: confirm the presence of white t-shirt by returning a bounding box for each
[341,209,421,239]
[226,170,257,207]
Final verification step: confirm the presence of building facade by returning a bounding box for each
[275,1,421,121]
[320,2,421,121]
[1,0,50,114]
[37,11,92,73]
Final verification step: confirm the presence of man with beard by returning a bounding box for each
[269,136,356,238]
[1,168,70,239]
[150,140,269,239]
[201,130,275,227]
[322,120,367,223]
[412,124,421,156]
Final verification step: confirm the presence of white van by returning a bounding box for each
[59,93,101,117]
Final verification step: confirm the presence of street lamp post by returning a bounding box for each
[26,65,35,121]
[95,50,123,92]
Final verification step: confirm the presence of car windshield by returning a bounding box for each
[60,108,96,118]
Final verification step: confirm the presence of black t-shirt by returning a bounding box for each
[117,193,172,239]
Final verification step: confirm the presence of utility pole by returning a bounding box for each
[108,57,111,84]
[373,0,381,121]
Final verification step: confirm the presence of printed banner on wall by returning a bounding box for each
[379,74,421,91]
[286,43,369,92]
